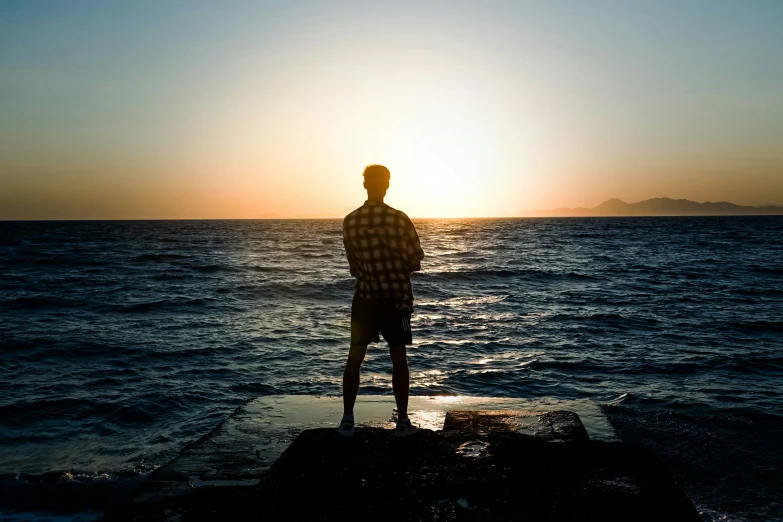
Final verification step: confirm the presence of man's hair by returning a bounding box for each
[363,164,390,181]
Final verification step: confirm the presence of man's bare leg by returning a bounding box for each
[389,346,410,419]
[343,343,368,416]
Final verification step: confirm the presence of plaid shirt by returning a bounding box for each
[343,201,424,314]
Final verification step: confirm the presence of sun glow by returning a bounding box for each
[381,110,512,218]
[411,137,479,202]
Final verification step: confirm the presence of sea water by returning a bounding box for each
[1,217,781,520]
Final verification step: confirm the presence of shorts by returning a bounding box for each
[350,295,412,347]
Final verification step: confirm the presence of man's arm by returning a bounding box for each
[343,219,358,276]
[402,214,424,273]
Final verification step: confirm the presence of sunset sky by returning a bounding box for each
[1,1,782,219]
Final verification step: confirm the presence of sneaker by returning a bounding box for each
[395,417,417,438]
[337,415,355,437]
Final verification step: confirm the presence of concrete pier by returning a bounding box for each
[124,395,615,506]
[101,395,700,521]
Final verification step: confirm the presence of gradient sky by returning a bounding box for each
[1,0,782,219]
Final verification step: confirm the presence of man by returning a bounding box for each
[339,164,425,437]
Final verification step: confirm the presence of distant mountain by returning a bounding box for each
[519,198,783,217]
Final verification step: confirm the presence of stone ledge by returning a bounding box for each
[104,410,699,521]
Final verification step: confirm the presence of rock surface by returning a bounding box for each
[103,410,699,521]
[442,410,590,442]
[121,396,615,506]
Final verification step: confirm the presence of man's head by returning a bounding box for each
[362,164,390,201]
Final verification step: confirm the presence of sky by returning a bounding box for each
[1,0,782,219]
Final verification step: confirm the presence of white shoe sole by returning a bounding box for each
[338,426,355,437]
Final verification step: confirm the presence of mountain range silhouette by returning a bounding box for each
[519,198,783,217]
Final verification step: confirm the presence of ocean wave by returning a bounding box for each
[189,264,241,274]
[543,312,661,328]
[111,297,216,313]
[228,382,280,394]
[85,377,123,387]
[150,272,191,281]
[299,252,335,259]
[527,358,610,373]
[750,266,783,276]
[733,287,783,296]
[0,468,151,515]
[0,399,117,427]
[243,265,291,273]
[413,268,600,283]
[236,279,354,300]
[3,256,108,268]
[104,405,159,427]
[141,346,227,359]
[0,296,77,310]
[731,320,783,333]
[38,342,132,358]
[131,253,188,262]
[0,339,41,351]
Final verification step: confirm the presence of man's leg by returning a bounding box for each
[389,346,409,419]
[343,343,368,416]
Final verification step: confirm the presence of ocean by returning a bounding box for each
[1,217,781,520]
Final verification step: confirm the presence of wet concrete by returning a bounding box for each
[123,395,614,505]
[103,405,700,521]
[442,410,590,442]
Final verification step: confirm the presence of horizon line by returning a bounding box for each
[4,214,783,222]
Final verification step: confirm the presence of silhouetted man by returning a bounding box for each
[339,165,424,437]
